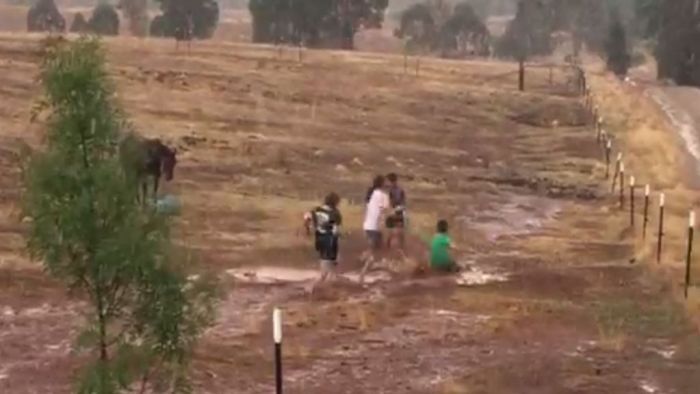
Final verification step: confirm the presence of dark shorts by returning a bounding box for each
[385,212,405,229]
[432,261,460,273]
[315,234,339,262]
[365,230,382,250]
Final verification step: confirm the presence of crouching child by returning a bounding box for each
[430,219,460,273]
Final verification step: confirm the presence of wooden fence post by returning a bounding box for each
[657,193,665,263]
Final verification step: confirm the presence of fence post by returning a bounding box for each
[685,211,695,299]
[643,184,650,239]
[630,176,635,226]
[273,308,283,394]
[612,153,622,192]
[619,162,625,208]
[605,139,612,179]
[518,59,525,91]
[657,193,665,263]
[596,117,603,144]
[593,106,598,126]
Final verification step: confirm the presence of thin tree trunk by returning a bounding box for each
[96,284,109,361]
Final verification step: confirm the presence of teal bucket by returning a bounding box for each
[156,195,181,215]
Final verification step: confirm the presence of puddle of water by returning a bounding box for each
[23,304,52,317]
[226,266,390,285]
[653,347,676,360]
[648,89,700,170]
[227,267,317,284]
[456,267,508,286]
[638,379,659,394]
[2,306,14,317]
[462,195,562,242]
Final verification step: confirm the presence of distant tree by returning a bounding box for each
[634,0,662,39]
[605,8,631,76]
[27,0,66,33]
[88,3,120,36]
[25,37,217,393]
[496,0,551,59]
[394,3,436,53]
[395,1,490,58]
[118,0,149,37]
[437,2,490,57]
[656,0,699,85]
[495,0,610,60]
[249,0,389,49]
[70,12,90,33]
[151,0,220,40]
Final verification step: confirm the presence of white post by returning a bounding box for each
[273,308,282,344]
[691,211,696,228]
[645,184,650,196]
[660,193,665,207]
[273,308,282,393]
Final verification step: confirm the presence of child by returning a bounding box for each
[304,192,342,293]
[385,172,407,253]
[360,175,390,284]
[430,219,459,272]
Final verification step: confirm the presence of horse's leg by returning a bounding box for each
[153,175,160,202]
[141,180,148,206]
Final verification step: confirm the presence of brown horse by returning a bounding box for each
[119,133,177,203]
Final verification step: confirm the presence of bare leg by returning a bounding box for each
[397,227,406,257]
[359,252,374,284]
[310,262,330,294]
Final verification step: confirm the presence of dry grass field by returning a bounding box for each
[0,25,699,394]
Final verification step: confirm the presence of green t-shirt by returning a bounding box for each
[430,233,452,268]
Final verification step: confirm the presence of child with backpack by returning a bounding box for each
[304,192,343,293]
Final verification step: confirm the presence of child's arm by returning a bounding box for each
[449,239,460,252]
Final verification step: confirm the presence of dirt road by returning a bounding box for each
[0,34,698,393]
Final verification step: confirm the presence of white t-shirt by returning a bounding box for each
[363,189,389,231]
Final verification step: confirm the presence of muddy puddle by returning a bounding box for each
[226,266,391,285]
[647,88,700,169]
[463,195,562,242]
[456,266,509,286]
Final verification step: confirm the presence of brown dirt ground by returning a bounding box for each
[0,32,699,394]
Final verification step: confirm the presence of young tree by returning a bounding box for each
[605,9,631,77]
[23,37,217,393]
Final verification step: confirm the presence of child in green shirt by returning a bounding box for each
[430,219,459,272]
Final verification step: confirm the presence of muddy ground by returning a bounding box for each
[0,34,699,393]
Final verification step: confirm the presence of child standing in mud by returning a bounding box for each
[385,172,407,254]
[430,219,460,273]
[304,192,343,293]
[360,175,390,284]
